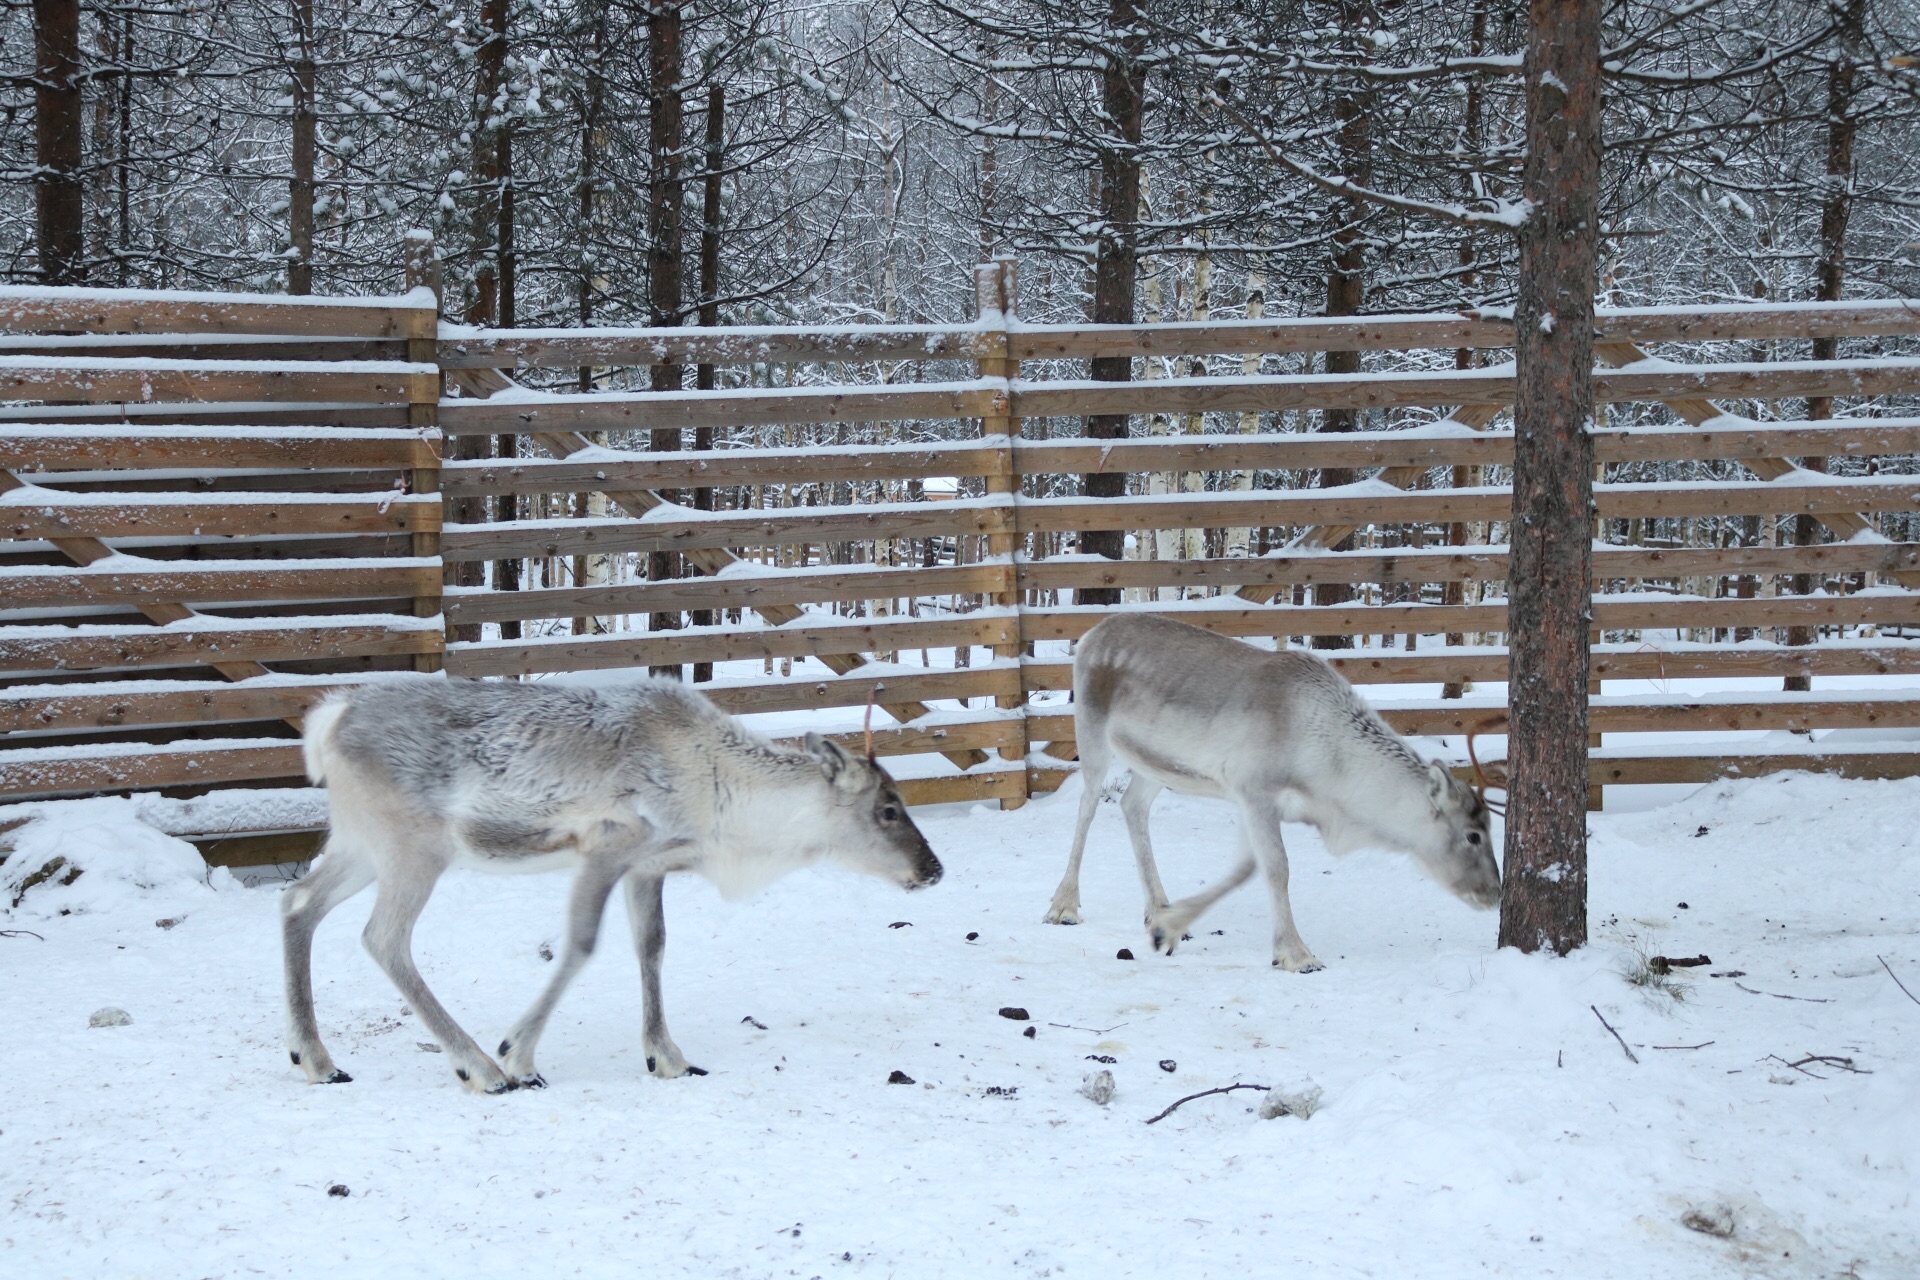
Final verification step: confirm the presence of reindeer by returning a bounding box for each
[284,677,941,1093]
[1045,614,1501,971]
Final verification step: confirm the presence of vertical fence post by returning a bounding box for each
[403,229,446,674]
[976,257,1030,810]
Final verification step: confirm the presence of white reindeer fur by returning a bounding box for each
[1047,614,1501,971]
[284,675,940,1094]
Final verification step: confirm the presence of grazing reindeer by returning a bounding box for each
[1045,614,1500,971]
[285,677,941,1093]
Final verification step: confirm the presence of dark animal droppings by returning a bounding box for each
[327,1184,350,1198]
[1159,1059,1177,1073]
[1677,902,1689,910]
[1116,948,1135,960]
[1693,826,1709,838]
[998,1007,1030,1021]
[966,932,979,942]
[888,1070,915,1085]
[1023,1026,1037,1039]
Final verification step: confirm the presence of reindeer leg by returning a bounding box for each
[1119,773,1171,917]
[281,840,375,1084]
[1240,800,1322,973]
[624,871,705,1080]
[497,852,630,1088]
[1044,738,1110,925]
[360,847,511,1093]
[1147,824,1256,957]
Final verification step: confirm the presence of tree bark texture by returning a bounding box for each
[288,0,317,294]
[1077,0,1146,604]
[34,0,85,284]
[692,83,724,681]
[1788,0,1865,689]
[1498,0,1601,956]
[1313,2,1375,647]
[647,1,686,666]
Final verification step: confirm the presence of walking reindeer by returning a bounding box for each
[1047,614,1501,971]
[285,677,941,1093]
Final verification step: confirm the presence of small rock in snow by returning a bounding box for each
[1680,1205,1735,1238]
[887,1070,915,1085]
[88,1007,132,1028]
[998,1006,1029,1021]
[965,932,979,942]
[327,1184,351,1198]
[1158,1059,1177,1073]
[154,917,181,930]
[1116,948,1135,960]
[1023,1026,1037,1039]
[1079,1070,1115,1106]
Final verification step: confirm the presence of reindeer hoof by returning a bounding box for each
[485,1079,519,1095]
[514,1073,548,1090]
[1042,903,1082,925]
[324,1069,353,1084]
[686,1065,709,1077]
[1274,955,1325,974]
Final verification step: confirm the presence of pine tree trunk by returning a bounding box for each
[1077,0,1145,605]
[288,0,317,295]
[1312,0,1375,648]
[692,83,724,682]
[1498,0,1601,956]
[647,2,686,671]
[1787,0,1865,690]
[33,0,85,284]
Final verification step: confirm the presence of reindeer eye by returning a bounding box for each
[1467,831,1483,845]
[881,805,900,822]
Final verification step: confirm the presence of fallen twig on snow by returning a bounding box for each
[1733,982,1831,1003]
[1591,1005,1639,1063]
[1767,1053,1870,1079]
[0,928,45,941]
[1046,1021,1127,1035]
[1145,1082,1270,1125]
[1650,1041,1714,1050]
[1878,955,1920,1008]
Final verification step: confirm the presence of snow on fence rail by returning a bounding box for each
[7,259,1920,866]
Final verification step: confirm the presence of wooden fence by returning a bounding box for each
[6,253,1920,861]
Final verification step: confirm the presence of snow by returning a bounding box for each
[3,770,1917,1275]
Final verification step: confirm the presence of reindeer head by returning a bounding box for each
[1416,754,1502,910]
[798,698,942,891]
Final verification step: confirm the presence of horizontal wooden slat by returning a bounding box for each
[438,420,1920,497]
[445,563,1012,625]
[1016,542,1920,593]
[441,501,1010,561]
[0,739,307,800]
[0,426,438,473]
[3,494,440,541]
[1018,641,1920,690]
[436,300,1920,368]
[802,717,1022,759]
[438,382,1002,436]
[0,285,435,338]
[0,677,370,734]
[1,561,442,609]
[1585,748,1920,785]
[1013,359,1920,418]
[0,358,437,405]
[896,768,1028,807]
[697,665,1022,716]
[446,612,1016,678]
[0,619,443,673]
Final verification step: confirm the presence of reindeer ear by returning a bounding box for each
[1426,761,1455,807]
[803,733,858,787]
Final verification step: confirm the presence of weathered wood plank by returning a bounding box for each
[0,677,370,734]
[444,563,1012,625]
[445,613,1016,678]
[0,620,444,673]
[0,427,437,473]
[696,665,1022,716]
[2,562,442,609]
[1585,750,1920,785]
[0,740,307,800]
[437,382,1003,435]
[0,359,438,405]
[0,285,435,339]
[442,443,1006,495]
[440,501,1011,561]
[3,494,441,540]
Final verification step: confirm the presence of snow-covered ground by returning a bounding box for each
[4,770,1918,1278]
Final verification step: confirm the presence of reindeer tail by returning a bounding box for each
[301,696,352,785]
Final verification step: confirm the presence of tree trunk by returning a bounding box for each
[1787,0,1865,690]
[692,83,724,682]
[288,0,317,294]
[1498,0,1601,956]
[33,0,85,284]
[647,1,686,672]
[1077,0,1146,605]
[1311,0,1376,648]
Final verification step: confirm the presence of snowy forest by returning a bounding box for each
[5,0,1919,334]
